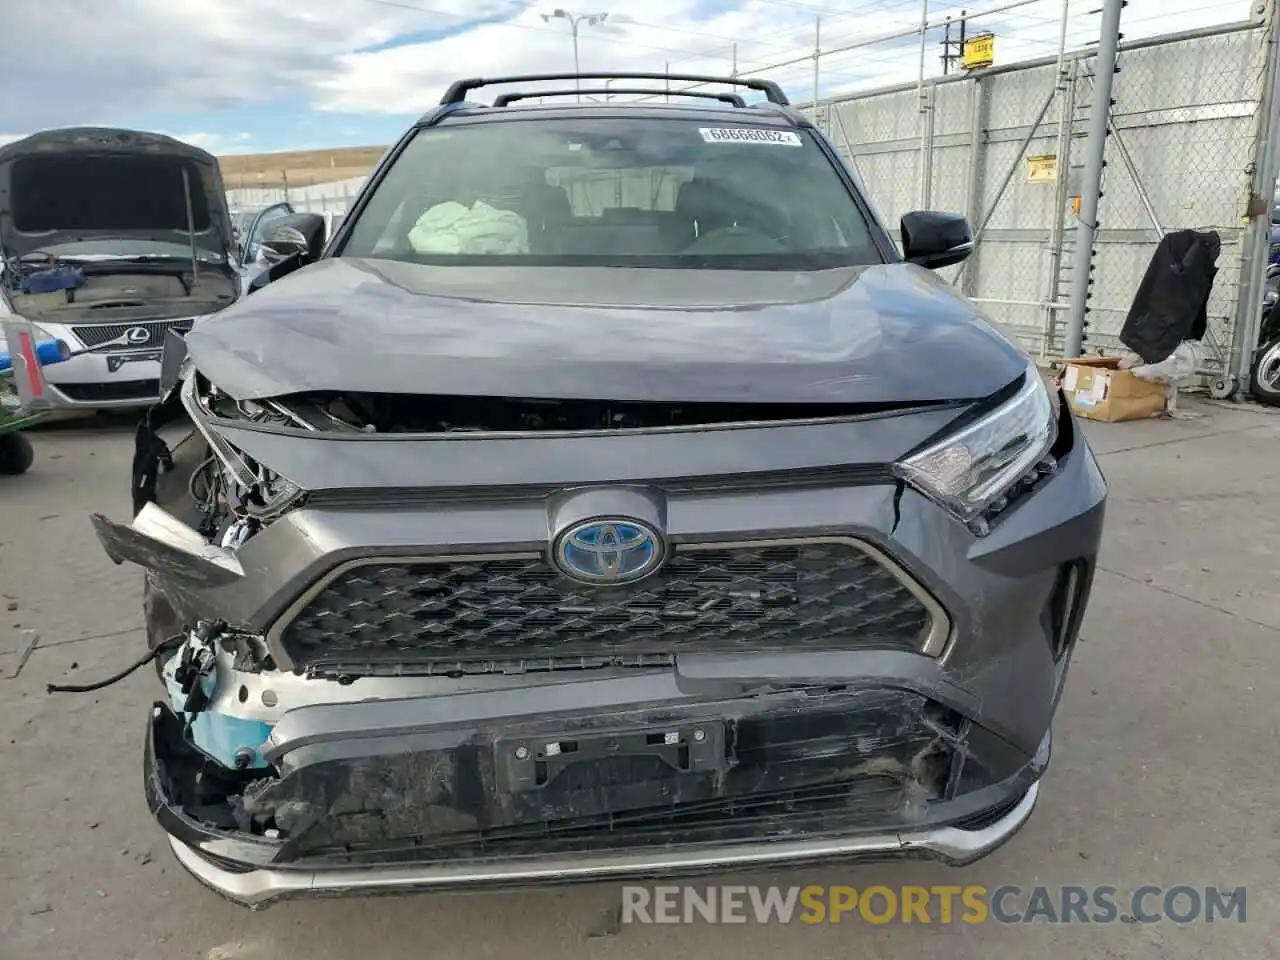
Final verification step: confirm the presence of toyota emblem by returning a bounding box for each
[552,518,666,586]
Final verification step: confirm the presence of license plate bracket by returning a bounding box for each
[496,720,727,793]
[107,350,162,373]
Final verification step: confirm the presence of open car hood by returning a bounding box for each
[0,127,235,261]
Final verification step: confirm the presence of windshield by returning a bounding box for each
[339,117,881,270]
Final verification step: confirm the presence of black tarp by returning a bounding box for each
[1119,229,1220,364]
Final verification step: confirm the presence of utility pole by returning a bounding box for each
[1063,0,1125,358]
[941,10,967,74]
[812,18,821,121]
[540,8,610,101]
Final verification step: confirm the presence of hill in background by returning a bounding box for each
[218,145,386,189]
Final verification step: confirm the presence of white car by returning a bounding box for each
[0,127,242,410]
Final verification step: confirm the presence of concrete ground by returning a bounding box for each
[1,399,1278,960]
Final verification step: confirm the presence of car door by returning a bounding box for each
[242,202,295,263]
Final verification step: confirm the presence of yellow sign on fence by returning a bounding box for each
[1027,154,1058,183]
[963,33,995,70]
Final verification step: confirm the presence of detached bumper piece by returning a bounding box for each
[147,681,1047,908]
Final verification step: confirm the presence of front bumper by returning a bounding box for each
[19,317,183,408]
[166,785,1041,908]
[41,351,162,408]
[146,691,1049,909]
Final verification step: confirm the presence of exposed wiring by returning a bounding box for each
[46,634,185,694]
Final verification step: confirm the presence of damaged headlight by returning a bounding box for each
[181,373,306,521]
[894,361,1056,524]
[181,373,257,488]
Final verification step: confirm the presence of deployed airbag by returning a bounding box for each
[408,200,529,255]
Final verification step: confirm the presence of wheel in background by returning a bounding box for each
[0,432,35,475]
[1249,336,1280,406]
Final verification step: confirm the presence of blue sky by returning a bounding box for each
[0,0,1250,156]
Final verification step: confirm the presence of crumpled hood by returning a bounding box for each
[0,127,234,261]
[184,256,1028,404]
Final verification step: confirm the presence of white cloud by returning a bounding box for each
[0,0,504,130]
[314,0,1256,115]
[171,131,255,153]
[0,0,1257,141]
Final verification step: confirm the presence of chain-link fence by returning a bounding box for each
[816,13,1277,375]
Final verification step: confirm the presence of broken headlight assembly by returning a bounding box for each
[180,372,306,525]
[893,361,1056,529]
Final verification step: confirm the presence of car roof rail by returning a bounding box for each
[441,72,790,106]
[492,88,748,108]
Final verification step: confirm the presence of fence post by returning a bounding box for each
[919,85,936,210]
[961,75,988,297]
[1043,57,1078,355]
[917,0,932,207]
[812,18,822,121]
[1063,0,1125,358]
[1230,0,1280,389]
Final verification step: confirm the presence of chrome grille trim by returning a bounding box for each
[71,318,193,352]
[265,537,951,673]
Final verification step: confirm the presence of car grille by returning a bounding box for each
[278,540,937,674]
[71,318,193,352]
[55,380,160,402]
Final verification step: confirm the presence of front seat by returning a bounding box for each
[666,178,738,251]
[522,180,572,253]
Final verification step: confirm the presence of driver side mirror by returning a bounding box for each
[261,226,309,261]
[248,213,328,293]
[900,211,974,270]
[262,212,327,262]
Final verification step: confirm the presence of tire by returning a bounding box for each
[0,432,35,475]
[1249,335,1280,407]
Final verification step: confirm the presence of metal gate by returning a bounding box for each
[817,13,1277,377]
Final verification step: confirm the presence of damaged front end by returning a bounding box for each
[142,642,1046,908]
[88,346,1093,908]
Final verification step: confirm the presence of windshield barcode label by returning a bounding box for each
[699,128,803,146]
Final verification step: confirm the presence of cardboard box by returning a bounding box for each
[1059,356,1168,423]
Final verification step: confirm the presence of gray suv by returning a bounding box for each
[91,72,1106,908]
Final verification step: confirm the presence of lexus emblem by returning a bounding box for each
[124,327,151,345]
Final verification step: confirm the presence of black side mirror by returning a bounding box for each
[263,212,326,262]
[900,211,974,270]
[261,226,309,261]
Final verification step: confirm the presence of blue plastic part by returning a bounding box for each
[18,265,85,295]
[0,338,70,374]
[163,670,274,770]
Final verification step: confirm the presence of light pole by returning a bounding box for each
[541,8,609,102]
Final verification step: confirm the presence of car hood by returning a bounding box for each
[184,256,1028,404]
[0,127,234,261]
